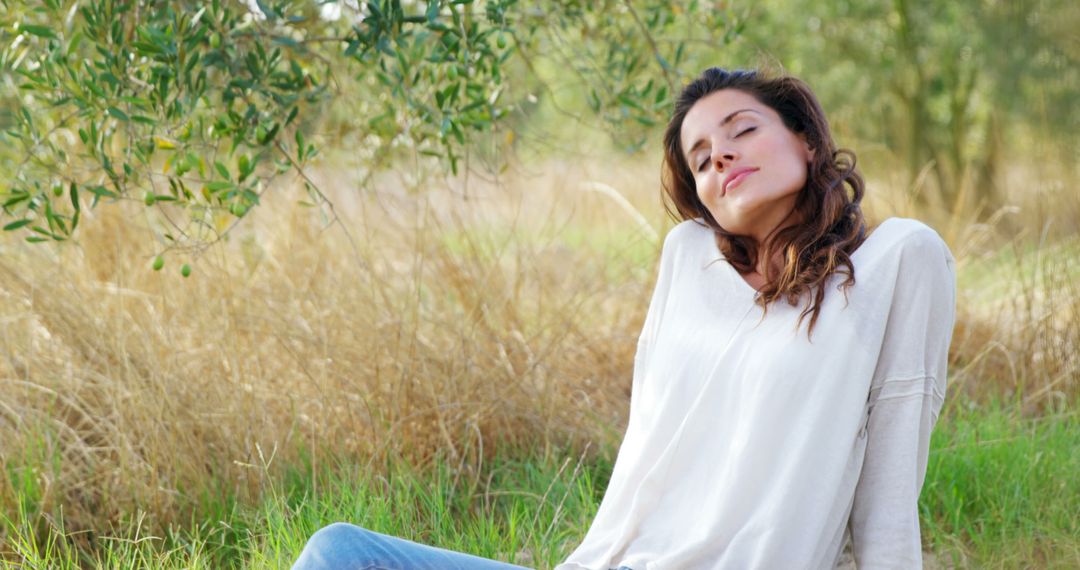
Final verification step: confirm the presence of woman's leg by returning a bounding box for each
[291,522,533,570]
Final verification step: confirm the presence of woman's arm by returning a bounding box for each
[626,222,682,431]
[849,225,957,568]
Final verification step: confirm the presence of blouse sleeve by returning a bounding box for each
[626,223,681,430]
[849,226,957,569]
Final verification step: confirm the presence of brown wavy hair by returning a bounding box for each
[661,67,868,338]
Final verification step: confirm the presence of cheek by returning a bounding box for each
[694,177,706,199]
[693,174,720,205]
[764,140,810,185]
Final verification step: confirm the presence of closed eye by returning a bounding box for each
[695,127,756,172]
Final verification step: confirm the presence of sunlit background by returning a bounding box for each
[1,0,1077,567]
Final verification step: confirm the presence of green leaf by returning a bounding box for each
[132,41,164,55]
[634,115,656,127]
[616,93,644,111]
[87,186,118,199]
[3,219,32,231]
[119,96,153,108]
[344,39,360,58]
[3,191,30,209]
[20,25,56,39]
[25,236,48,243]
[238,154,254,182]
[254,0,278,19]
[70,183,80,212]
[215,161,230,180]
[66,30,84,55]
[44,201,57,232]
[107,106,130,121]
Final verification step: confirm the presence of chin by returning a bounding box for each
[726,205,756,222]
[712,216,751,236]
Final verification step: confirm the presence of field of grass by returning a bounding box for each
[1,154,1077,568]
[4,402,1076,569]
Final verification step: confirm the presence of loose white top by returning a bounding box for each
[556,217,956,570]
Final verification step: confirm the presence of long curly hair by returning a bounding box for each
[661,67,868,338]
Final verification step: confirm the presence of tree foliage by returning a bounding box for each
[0,0,742,253]
[3,0,1075,252]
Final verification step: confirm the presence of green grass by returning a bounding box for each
[921,400,1080,568]
[3,400,1077,569]
[1,446,614,570]
[252,451,613,570]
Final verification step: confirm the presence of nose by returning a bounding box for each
[712,148,738,172]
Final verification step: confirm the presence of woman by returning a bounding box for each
[292,67,956,570]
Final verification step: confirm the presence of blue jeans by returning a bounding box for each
[291,522,531,570]
[291,522,635,570]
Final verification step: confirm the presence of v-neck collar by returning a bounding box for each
[723,218,898,299]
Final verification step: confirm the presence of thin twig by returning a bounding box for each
[272,139,367,271]
[622,0,676,95]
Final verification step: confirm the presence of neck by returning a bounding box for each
[752,247,787,281]
[750,210,801,279]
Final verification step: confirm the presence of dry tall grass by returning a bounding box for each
[0,152,1076,550]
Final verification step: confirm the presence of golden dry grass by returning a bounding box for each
[0,152,1076,551]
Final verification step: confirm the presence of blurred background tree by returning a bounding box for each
[736,0,1078,228]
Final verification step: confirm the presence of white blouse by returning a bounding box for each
[556,217,956,570]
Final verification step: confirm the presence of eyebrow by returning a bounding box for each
[684,108,762,163]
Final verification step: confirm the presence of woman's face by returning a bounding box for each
[679,88,813,243]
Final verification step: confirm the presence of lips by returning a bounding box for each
[723,167,758,195]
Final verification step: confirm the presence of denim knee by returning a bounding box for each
[311,522,372,545]
[295,522,378,570]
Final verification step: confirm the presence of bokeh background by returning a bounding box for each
[1,1,1077,568]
